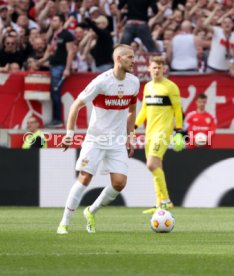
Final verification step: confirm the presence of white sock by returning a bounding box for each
[89,185,119,214]
[60,180,86,225]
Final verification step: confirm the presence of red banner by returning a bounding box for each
[0,72,233,130]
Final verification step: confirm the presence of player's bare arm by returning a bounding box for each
[127,103,136,158]
[58,97,86,151]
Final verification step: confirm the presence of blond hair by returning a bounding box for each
[95,15,108,28]
[149,56,166,65]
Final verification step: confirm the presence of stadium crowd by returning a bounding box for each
[0,0,233,74]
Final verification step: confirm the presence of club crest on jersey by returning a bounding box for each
[117,90,124,98]
[205,118,211,124]
[81,158,89,167]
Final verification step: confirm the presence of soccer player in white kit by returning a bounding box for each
[57,44,140,234]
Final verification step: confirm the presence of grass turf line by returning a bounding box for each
[0,207,234,276]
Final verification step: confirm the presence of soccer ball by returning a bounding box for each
[194,132,207,146]
[150,209,175,233]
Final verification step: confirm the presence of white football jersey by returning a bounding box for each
[78,69,140,147]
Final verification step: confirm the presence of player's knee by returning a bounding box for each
[111,175,127,192]
[78,171,92,186]
[146,156,162,172]
[147,157,162,172]
[113,181,126,192]
[147,162,160,172]
[147,163,156,172]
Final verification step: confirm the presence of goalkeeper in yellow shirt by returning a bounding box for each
[135,56,184,214]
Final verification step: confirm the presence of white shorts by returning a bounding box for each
[76,141,128,176]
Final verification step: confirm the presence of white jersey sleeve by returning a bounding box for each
[78,76,103,103]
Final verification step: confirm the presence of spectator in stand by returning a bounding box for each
[36,0,57,30]
[163,28,174,40]
[85,15,113,72]
[0,3,15,29]
[38,14,75,127]
[28,28,40,45]
[157,0,173,18]
[185,93,216,149]
[97,0,120,45]
[110,3,121,43]
[152,26,174,55]
[9,62,20,72]
[161,6,184,31]
[25,28,40,56]
[18,28,31,57]
[197,45,206,73]
[167,20,207,71]
[151,24,164,44]
[58,0,70,20]
[0,34,25,67]
[73,25,86,45]
[118,0,158,52]
[81,0,97,11]
[78,0,96,20]
[26,57,39,71]
[150,4,185,48]
[16,14,39,31]
[89,6,100,20]
[205,16,234,74]
[29,36,48,70]
[58,0,80,32]
[0,27,16,48]
[148,0,173,34]
[130,37,146,54]
[22,116,47,149]
[30,36,46,58]
[11,0,31,23]
[172,8,184,26]
[0,2,7,22]
[68,0,85,25]
[27,0,48,22]
[72,25,95,72]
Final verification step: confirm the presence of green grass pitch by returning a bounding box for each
[1,207,234,276]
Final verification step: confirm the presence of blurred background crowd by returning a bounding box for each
[0,0,233,74]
